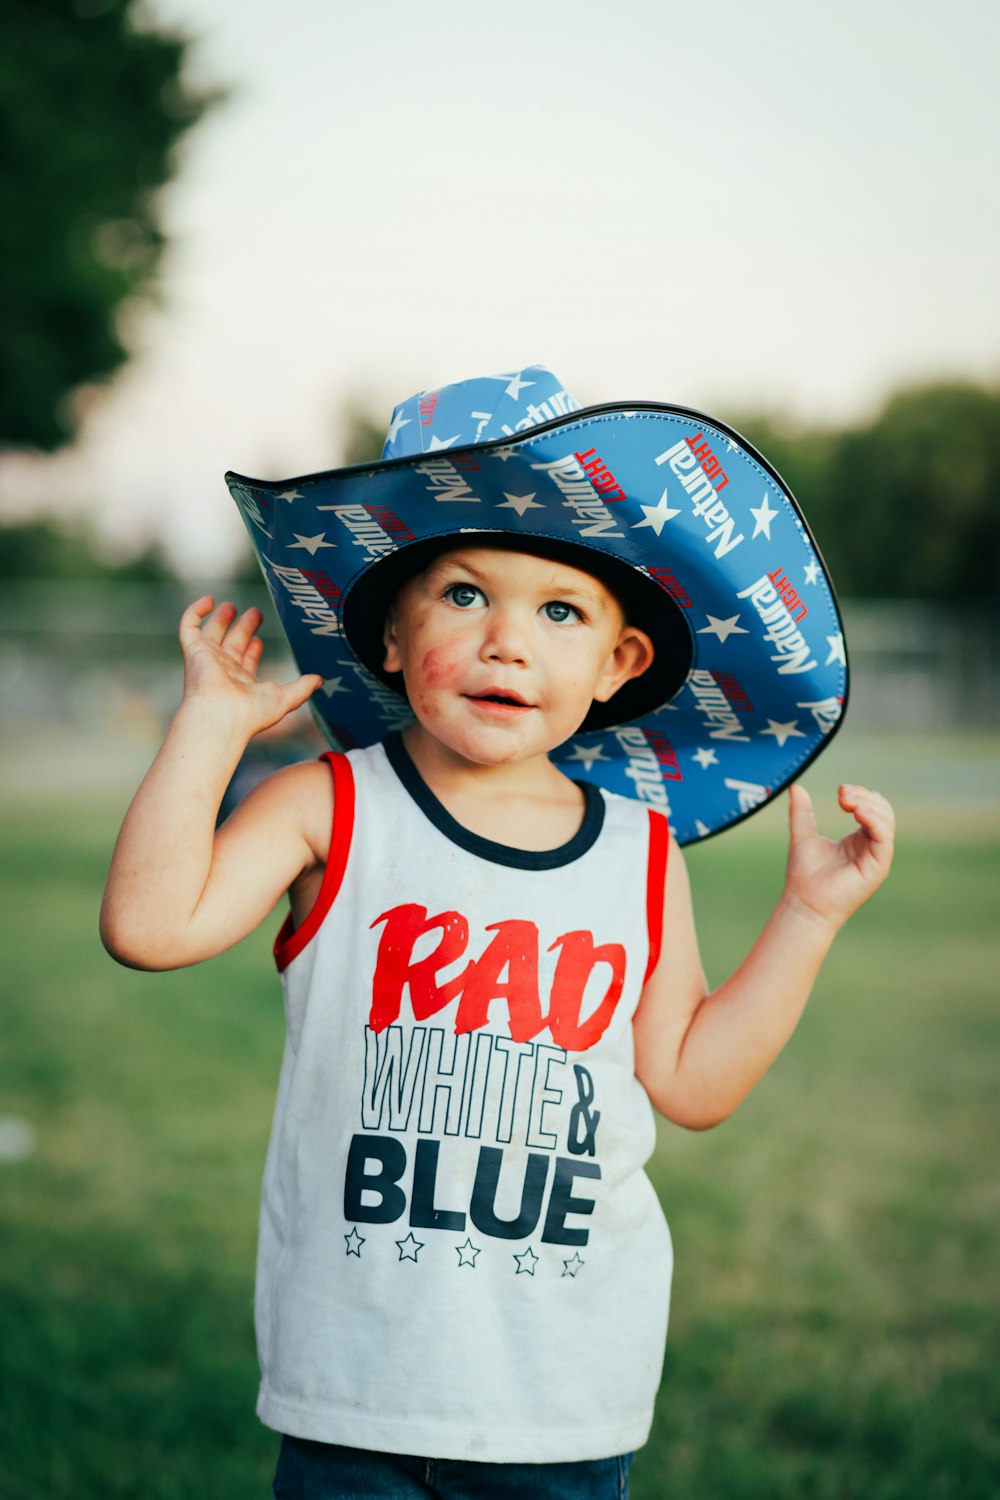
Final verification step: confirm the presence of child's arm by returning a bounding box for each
[100,597,326,971]
[633,783,895,1129]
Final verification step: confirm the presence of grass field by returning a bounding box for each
[0,735,997,1499]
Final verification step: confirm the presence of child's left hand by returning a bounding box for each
[782,782,896,931]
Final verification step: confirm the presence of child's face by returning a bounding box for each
[382,545,654,767]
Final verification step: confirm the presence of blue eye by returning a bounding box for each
[444,583,485,608]
[543,601,580,623]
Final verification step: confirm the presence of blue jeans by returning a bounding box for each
[272,1436,637,1499]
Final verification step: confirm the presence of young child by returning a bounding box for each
[101,369,894,1499]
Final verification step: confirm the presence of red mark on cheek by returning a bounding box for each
[420,643,465,688]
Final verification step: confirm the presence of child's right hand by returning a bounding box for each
[179,595,323,740]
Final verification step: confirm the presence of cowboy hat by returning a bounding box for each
[226,365,847,844]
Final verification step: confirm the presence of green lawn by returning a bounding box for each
[0,757,997,1498]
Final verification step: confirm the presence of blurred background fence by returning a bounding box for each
[1,580,997,795]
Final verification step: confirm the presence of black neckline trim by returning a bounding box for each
[382,732,605,871]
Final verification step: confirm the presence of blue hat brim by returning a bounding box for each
[226,401,848,845]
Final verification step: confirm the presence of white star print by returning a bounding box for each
[320,677,350,697]
[505,372,534,400]
[396,1232,424,1262]
[562,1253,585,1278]
[692,747,719,770]
[479,371,535,401]
[725,437,739,452]
[563,742,610,772]
[426,434,460,451]
[289,533,336,556]
[760,719,806,748]
[826,632,846,666]
[695,820,712,838]
[497,491,543,517]
[631,490,682,536]
[455,1238,481,1268]
[514,1246,539,1276]
[490,445,519,462]
[277,489,303,503]
[804,560,821,585]
[750,493,778,540]
[344,1227,365,1257]
[697,614,749,643]
[385,409,411,445]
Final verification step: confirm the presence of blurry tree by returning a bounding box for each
[0,0,220,452]
[824,382,1000,602]
[733,381,1000,602]
[0,514,174,581]
[725,408,839,552]
[341,402,387,466]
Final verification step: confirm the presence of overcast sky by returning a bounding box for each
[3,0,998,575]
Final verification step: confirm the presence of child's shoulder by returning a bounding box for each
[233,756,336,871]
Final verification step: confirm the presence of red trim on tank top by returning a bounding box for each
[273,752,356,973]
[644,810,670,984]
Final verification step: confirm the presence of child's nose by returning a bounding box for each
[480,606,532,666]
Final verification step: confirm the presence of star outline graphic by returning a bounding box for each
[513,1245,539,1276]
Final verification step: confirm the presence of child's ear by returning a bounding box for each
[382,608,402,674]
[593,625,655,703]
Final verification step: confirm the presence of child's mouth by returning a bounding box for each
[465,691,534,712]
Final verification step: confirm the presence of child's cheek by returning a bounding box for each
[420,642,466,689]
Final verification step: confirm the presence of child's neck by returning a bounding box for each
[400,724,586,852]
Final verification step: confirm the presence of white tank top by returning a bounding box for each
[255,735,673,1463]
